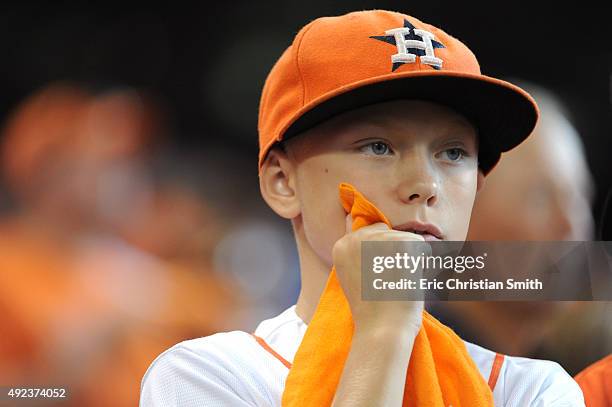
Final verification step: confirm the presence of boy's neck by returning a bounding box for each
[293,224,332,325]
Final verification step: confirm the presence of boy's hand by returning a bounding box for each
[332,214,425,336]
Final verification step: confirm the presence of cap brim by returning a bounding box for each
[281,71,539,174]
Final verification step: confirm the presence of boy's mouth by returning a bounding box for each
[393,221,443,241]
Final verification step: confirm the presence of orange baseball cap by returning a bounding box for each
[258,9,539,174]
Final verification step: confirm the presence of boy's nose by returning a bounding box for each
[398,180,439,206]
[396,158,439,206]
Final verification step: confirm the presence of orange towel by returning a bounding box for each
[282,183,493,406]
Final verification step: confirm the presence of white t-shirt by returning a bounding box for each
[140,305,584,406]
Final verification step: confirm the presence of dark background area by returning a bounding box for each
[0,1,610,226]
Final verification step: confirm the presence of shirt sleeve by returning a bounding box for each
[503,357,585,407]
[140,344,258,407]
[530,362,585,407]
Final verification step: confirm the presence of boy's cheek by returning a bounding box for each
[448,203,476,241]
[300,151,368,181]
[442,176,480,238]
[301,200,347,266]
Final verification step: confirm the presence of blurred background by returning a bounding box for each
[0,2,610,406]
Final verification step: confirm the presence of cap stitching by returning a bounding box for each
[293,21,317,110]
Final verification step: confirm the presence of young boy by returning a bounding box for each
[140,10,584,406]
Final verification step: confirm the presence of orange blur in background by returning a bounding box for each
[0,83,245,406]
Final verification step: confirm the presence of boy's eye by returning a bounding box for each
[361,141,392,156]
[441,147,466,162]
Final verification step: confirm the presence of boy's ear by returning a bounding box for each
[259,147,301,219]
[476,170,485,192]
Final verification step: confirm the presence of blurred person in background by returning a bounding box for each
[429,82,612,375]
[575,191,612,407]
[0,82,242,406]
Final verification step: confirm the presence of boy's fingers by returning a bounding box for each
[346,215,391,233]
[360,222,391,233]
[345,214,353,233]
[348,219,390,234]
